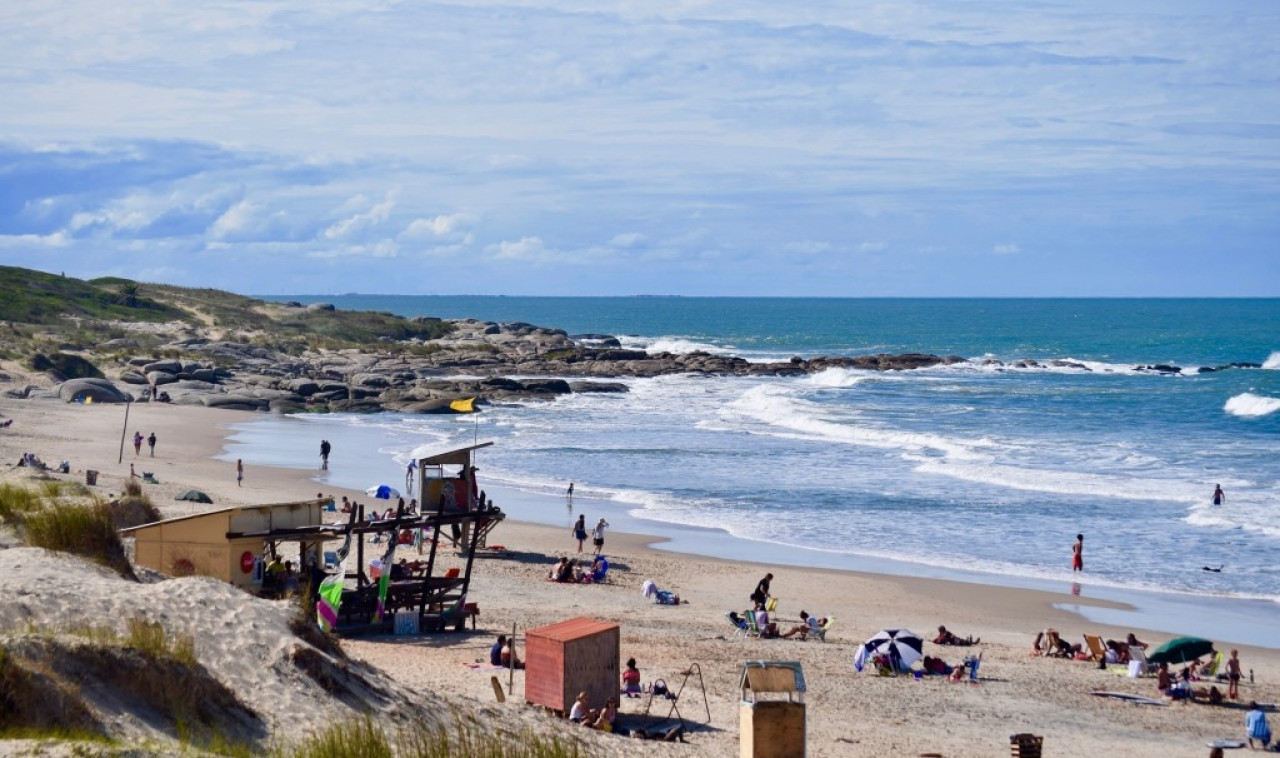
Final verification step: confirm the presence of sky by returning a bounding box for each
[0,1,1277,297]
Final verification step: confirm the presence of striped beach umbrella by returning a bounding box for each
[854,628,924,672]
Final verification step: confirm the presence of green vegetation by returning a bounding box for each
[0,266,190,324]
[29,351,103,380]
[3,483,137,579]
[0,267,455,358]
[289,714,585,758]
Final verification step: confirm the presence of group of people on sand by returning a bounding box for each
[131,431,157,457]
[571,514,609,554]
[548,555,608,584]
[733,574,828,641]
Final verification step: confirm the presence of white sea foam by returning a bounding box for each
[1264,351,1280,370]
[617,335,734,356]
[1224,392,1280,418]
[724,384,995,461]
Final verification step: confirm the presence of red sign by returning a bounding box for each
[240,551,255,574]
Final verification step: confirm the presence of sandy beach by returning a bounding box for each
[1,398,1276,757]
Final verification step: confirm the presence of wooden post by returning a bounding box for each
[508,622,516,695]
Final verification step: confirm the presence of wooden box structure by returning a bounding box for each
[120,499,330,588]
[524,617,620,714]
[739,661,806,758]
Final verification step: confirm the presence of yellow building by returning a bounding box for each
[120,498,334,589]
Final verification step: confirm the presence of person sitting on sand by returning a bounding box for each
[591,697,618,732]
[622,658,642,697]
[1126,632,1148,650]
[1246,701,1272,750]
[501,636,522,669]
[948,664,968,682]
[550,557,574,583]
[935,625,979,646]
[1104,639,1131,664]
[755,608,779,639]
[780,611,820,640]
[569,691,591,723]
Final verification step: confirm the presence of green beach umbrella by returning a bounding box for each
[1146,636,1214,665]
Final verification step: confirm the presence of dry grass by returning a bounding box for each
[21,500,136,579]
[287,713,587,758]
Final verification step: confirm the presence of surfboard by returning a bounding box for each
[1090,691,1166,706]
[1206,740,1244,749]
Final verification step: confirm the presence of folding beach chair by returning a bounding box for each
[743,610,762,638]
[1082,634,1107,662]
[726,611,749,638]
[812,616,835,643]
[1128,645,1156,677]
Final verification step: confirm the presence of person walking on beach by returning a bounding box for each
[1072,534,1084,572]
[1212,483,1225,506]
[405,459,416,494]
[319,439,331,470]
[132,431,143,456]
[750,573,773,609]
[236,459,244,487]
[147,432,156,457]
[572,514,587,553]
[592,518,610,555]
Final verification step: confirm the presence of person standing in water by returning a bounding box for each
[319,439,331,470]
[1212,484,1225,506]
[1071,534,1084,572]
[566,482,575,507]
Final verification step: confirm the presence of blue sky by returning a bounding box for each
[1,1,1277,296]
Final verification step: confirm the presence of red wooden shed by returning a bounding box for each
[524,616,620,714]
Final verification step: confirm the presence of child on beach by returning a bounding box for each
[1227,649,1242,699]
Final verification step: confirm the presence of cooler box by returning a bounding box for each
[394,611,420,636]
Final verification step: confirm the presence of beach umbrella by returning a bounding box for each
[366,485,400,500]
[174,489,213,504]
[854,628,924,672]
[1146,636,1215,666]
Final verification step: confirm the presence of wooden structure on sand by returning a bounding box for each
[739,661,806,758]
[524,616,620,715]
[120,498,330,588]
[121,442,505,636]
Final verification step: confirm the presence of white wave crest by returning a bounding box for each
[617,335,734,356]
[1224,393,1280,418]
[1264,351,1280,370]
[802,367,874,388]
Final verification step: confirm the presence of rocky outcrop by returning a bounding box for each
[13,316,992,415]
[57,378,132,404]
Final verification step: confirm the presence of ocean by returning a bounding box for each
[235,297,1280,641]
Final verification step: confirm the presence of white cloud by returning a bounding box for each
[785,240,833,255]
[208,200,257,239]
[490,236,551,262]
[608,232,645,248]
[401,213,468,240]
[323,192,398,240]
[993,243,1021,255]
[0,231,69,248]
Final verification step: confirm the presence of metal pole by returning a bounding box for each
[117,399,131,464]
[508,621,516,695]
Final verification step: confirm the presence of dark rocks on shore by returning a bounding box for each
[57,378,132,404]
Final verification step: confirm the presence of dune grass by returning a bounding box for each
[287,714,585,758]
[21,499,136,579]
